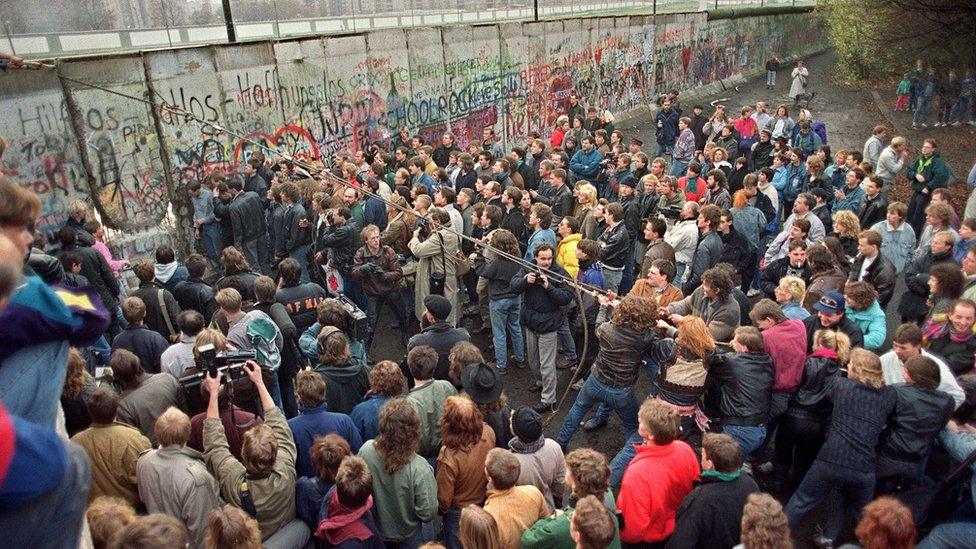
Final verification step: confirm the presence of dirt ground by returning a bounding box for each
[365,50,974,546]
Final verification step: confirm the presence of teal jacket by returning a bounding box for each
[907,153,952,192]
[846,301,887,351]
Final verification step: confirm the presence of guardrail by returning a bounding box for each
[4,0,813,59]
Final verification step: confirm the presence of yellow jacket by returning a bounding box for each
[556,233,582,278]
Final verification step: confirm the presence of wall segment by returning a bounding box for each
[0,11,826,257]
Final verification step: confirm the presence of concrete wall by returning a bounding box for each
[0,11,825,257]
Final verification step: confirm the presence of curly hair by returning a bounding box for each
[855,497,915,549]
[832,210,861,240]
[448,341,484,388]
[63,347,90,399]
[375,398,421,475]
[701,267,733,300]
[845,281,878,312]
[930,262,965,300]
[368,360,406,397]
[611,296,658,332]
[488,229,520,257]
[565,448,610,500]
[677,316,716,359]
[439,395,485,451]
[740,493,792,549]
[806,244,837,274]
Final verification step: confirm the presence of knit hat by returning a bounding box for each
[423,295,451,320]
[512,406,543,442]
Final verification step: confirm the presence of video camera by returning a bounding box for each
[177,346,261,416]
[337,294,369,342]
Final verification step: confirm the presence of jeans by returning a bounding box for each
[0,341,69,428]
[913,95,932,125]
[655,142,673,158]
[610,432,643,488]
[489,296,525,368]
[0,441,90,549]
[917,500,976,549]
[266,371,283,411]
[674,263,687,286]
[786,460,876,541]
[287,244,311,284]
[556,376,639,447]
[767,70,777,87]
[723,424,767,457]
[90,335,112,365]
[263,519,311,549]
[526,329,558,404]
[669,158,689,177]
[199,222,222,262]
[602,267,623,293]
[556,315,577,360]
[442,506,462,549]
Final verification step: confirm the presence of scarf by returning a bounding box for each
[701,468,742,482]
[315,491,374,545]
[922,319,975,345]
[509,435,546,454]
[810,348,839,360]
[685,175,699,195]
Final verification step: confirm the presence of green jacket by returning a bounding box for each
[407,380,458,458]
[203,407,296,541]
[907,152,952,192]
[521,490,621,549]
[358,440,438,541]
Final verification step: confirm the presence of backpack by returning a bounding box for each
[245,313,282,372]
[811,121,828,144]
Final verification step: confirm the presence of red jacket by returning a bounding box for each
[678,176,707,203]
[762,319,809,392]
[617,440,700,543]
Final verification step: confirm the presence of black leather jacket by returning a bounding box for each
[786,351,841,421]
[173,278,217,322]
[598,222,630,268]
[879,384,954,462]
[849,253,896,307]
[316,221,361,275]
[709,350,774,426]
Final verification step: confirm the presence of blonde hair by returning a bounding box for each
[778,276,807,303]
[241,424,278,475]
[832,210,861,240]
[459,505,502,549]
[740,493,792,549]
[154,407,191,446]
[814,329,852,365]
[849,348,885,389]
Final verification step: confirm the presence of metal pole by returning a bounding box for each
[221,0,236,43]
[3,20,15,55]
[653,0,656,16]
[534,0,539,22]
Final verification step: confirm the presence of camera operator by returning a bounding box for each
[597,153,634,204]
[216,288,284,409]
[186,329,264,460]
[352,224,406,350]
[203,361,308,545]
[314,206,364,309]
[298,299,369,366]
[510,244,575,413]
[408,207,461,327]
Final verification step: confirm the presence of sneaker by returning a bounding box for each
[509,358,527,369]
[912,124,918,129]
[570,378,585,391]
[532,401,557,414]
[582,416,608,431]
[532,380,543,392]
[934,122,943,127]
[921,123,929,127]
[952,121,961,126]
[755,461,774,475]
[747,287,760,297]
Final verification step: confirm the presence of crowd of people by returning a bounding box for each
[2,56,976,549]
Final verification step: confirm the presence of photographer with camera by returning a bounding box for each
[314,206,364,309]
[216,288,284,410]
[408,207,462,327]
[203,360,309,545]
[352,224,406,350]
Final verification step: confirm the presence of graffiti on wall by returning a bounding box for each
[0,12,826,257]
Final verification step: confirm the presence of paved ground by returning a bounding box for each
[364,50,974,545]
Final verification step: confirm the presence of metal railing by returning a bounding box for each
[3,0,814,59]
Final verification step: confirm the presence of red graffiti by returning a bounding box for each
[232,124,320,165]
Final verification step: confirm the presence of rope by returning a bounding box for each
[47,65,624,423]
